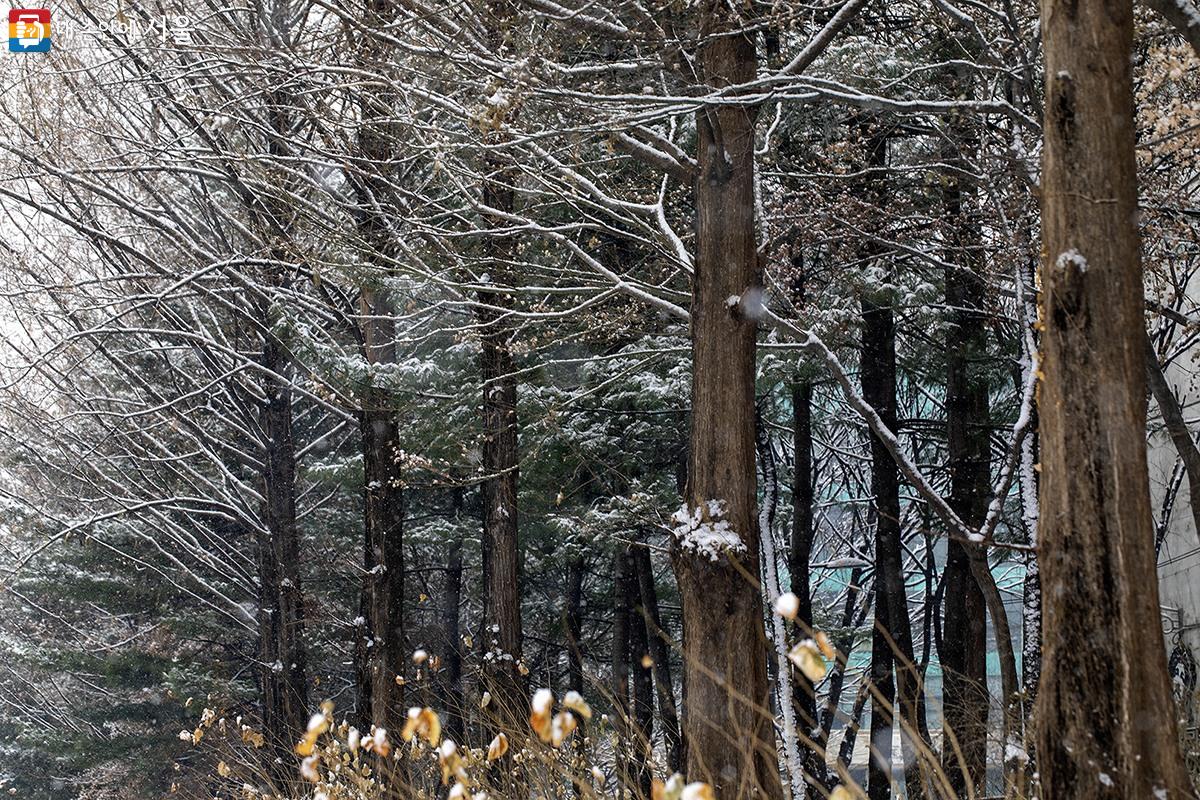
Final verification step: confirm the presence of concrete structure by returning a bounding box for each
[1147,358,1200,719]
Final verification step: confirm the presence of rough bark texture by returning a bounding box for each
[939,105,990,796]
[789,380,830,789]
[478,78,524,733]
[351,0,406,735]
[629,554,655,800]
[612,550,632,800]
[478,288,524,726]
[257,333,309,766]
[1036,0,1193,795]
[634,544,683,773]
[862,290,929,798]
[668,5,781,797]
[354,289,406,735]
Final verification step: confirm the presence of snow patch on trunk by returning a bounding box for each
[671,500,745,561]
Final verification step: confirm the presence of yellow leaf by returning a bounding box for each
[787,640,828,682]
[217,761,231,777]
[295,711,330,756]
[551,710,577,747]
[530,688,554,742]
[562,690,592,720]
[400,707,441,746]
[815,631,836,660]
[830,786,856,800]
[487,732,509,762]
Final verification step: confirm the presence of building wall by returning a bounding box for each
[1148,361,1200,712]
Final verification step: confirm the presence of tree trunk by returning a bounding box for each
[629,553,655,800]
[351,0,406,736]
[939,102,990,797]
[867,589,896,800]
[440,515,465,743]
[257,334,309,768]
[355,290,406,735]
[862,291,929,797]
[789,380,831,790]
[1145,332,1200,553]
[477,0,524,741]
[634,544,683,774]
[613,550,632,800]
[1036,0,1193,795]
[669,4,781,796]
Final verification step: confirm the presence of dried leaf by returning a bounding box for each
[487,732,509,762]
[400,707,441,746]
[787,639,828,682]
[562,690,593,720]
[530,688,554,742]
[680,782,715,800]
[815,631,836,660]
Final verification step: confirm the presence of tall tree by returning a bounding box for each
[1036,0,1193,795]
[939,80,991,796]
[669,2,781,796]
[477,0,526,740]
[790,378,831,790]
[350,0,406,735]
[859,126,929,800]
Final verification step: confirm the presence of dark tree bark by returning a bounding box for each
[669,4,781,796]
[789,379,830,789]
[350,0,406,735]
[862,291,929,797]
[257,333,309,766]
[476,39,525,733]
[612,550,632,800]
[939,91,990,796]
[1036,0,1193,795]
[859,126,929,800]
[867,589,896,800]
[477,285,524,729]
[633,544,683,773]
[353,290,406,735]
[628,554,655,800]
[439,519,465,743]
